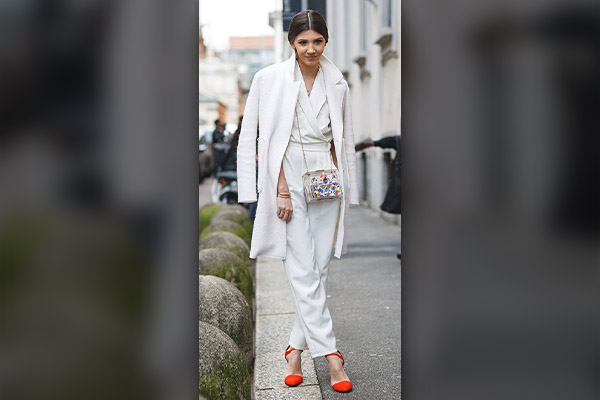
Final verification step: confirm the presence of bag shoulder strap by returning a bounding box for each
[294,109,334,172]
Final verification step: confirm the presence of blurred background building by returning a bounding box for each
[228,36,275,113]
[198,93,226,126]
[198,54,239,128]
[199,0,277,131]
[327,0,400,222]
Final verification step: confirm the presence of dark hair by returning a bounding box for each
[214,119,220,126]
[288,10,328,44]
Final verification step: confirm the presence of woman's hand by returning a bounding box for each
[276,161,292,223]
[276,196,293,223]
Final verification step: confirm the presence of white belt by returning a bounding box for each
[287,140,331,152]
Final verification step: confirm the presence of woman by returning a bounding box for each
[237,10,358,393]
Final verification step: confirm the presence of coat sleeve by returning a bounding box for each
[237,71,262,203]
[342,82,359,205]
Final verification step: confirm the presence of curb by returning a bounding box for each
[254,257,322,400]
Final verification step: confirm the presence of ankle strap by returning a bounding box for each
[325,350,345,365]
[285,345,303,360]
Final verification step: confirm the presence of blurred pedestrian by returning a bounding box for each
[355,135,401,214]
[356,135,401,258]
[211,119,228,175]
[221,116,242,172]
[237,10,357,393]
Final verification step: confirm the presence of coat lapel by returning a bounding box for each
[291,55,345,142]
[266,55,300,186]
[310,70,327,118]
[277,54,345,148]
[319,55,346,143]
[283,55,302,123]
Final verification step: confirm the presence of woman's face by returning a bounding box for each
[291,30,326,68]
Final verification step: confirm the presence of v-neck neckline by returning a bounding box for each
[302,66,320,98]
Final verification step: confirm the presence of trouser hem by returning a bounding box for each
[309,349,338,359]
[288,342,306,351]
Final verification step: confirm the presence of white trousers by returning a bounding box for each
[282,141,340,358]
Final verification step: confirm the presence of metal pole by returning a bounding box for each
[301,0,308,11]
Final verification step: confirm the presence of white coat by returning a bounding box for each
[237,54,359,260]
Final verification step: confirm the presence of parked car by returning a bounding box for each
[199,127,214,183]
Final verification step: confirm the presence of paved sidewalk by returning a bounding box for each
[314,206,401,399]
[254,205,401,399]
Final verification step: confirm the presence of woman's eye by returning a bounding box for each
[299,41,307,45]
[315,40,323,44]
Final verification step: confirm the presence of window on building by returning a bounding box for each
[329,0,336,58]
[360,0,368,53]
[383,0,393,28]
[344,2,350,74]
[361,152,368,202]
[376,0,397,65]
[354,0,371,79]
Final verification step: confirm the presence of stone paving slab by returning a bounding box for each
[254,257,322,400]
[254,385,322,400]
[254,318,319,388]
[255,258,295,316]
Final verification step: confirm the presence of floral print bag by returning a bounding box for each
[294,110,343,203]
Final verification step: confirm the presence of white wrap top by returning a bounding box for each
[290,61,333,145]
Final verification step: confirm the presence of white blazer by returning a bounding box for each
[237,54,359,260]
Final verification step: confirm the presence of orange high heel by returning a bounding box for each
[284,345,303,386]
[325,350,353,393]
